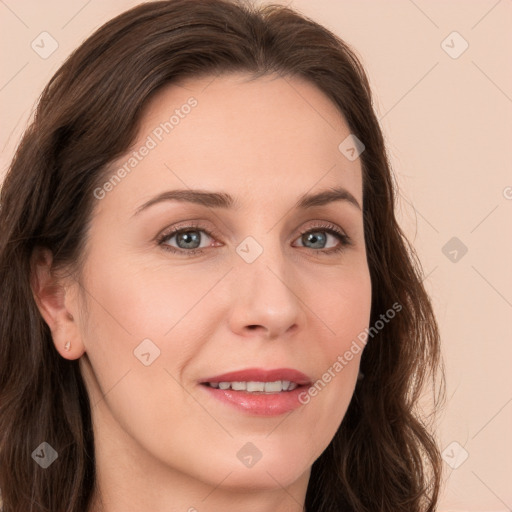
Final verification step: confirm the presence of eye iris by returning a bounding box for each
[177,230,201,249]
[303,231,326,249]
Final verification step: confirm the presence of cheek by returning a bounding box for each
[302,266,371,430]
[321,262,372,354]
[77,259,199,456]
[81,248,225,340]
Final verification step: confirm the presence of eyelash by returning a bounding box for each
[156,221,352,257]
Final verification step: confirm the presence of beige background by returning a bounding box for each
[1,1,511,510]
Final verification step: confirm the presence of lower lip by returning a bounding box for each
[200,384,309,416]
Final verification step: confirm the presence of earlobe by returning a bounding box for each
[30,246,84,359]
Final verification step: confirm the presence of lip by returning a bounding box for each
[199,367,312,417]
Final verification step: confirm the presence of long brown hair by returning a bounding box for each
[0,1,444,510]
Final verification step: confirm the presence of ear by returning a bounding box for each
[30,246,85,360]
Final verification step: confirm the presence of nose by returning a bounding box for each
[227,241,306,340]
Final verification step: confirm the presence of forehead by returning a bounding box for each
[99,72,363,215]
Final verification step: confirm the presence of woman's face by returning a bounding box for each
[74,73,371,497]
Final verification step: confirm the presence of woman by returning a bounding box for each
[0,1,444,511]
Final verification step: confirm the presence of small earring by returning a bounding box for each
[64,341,71,352]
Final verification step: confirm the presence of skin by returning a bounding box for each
[32,72,372,512]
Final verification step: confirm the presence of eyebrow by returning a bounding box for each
[132,185,361,217]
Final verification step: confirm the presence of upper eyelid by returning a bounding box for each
[157,222,218,242]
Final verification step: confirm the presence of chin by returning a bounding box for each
[219,465,308,492]
[209,451,312,491]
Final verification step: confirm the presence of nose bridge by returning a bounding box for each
[227,229,305,338]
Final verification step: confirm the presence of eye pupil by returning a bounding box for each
[177,230,201,249]
[303,231,326,249]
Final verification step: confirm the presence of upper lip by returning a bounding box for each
[200,368,312,386]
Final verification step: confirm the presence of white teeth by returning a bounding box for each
[206,380,300,393]
[264,381,282,392]
[247,381,265,392]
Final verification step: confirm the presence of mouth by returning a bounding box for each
[199,367,312,391]
[198,368,312,416]
[200,380,304,393]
